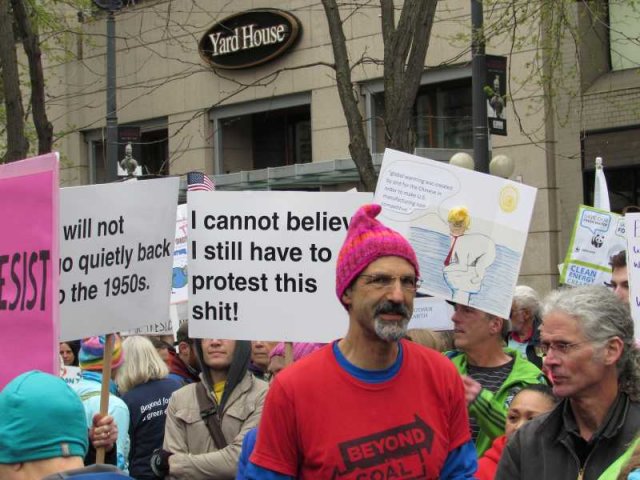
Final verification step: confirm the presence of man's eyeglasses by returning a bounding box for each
[358,274,422,292]
[536,340,592,356]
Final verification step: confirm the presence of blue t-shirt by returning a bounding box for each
[121,377,182,480]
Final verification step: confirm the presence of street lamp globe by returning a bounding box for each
[449,152,475,170]
[489,154,515,179]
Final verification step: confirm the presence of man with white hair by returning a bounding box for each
[497,286,640,479]
[507,285,543,368]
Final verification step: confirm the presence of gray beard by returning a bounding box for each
[374,316,409,342]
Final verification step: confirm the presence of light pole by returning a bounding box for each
[94,0,123,182]
[471,0,489,174]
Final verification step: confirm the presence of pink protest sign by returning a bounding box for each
[0,153,59,389]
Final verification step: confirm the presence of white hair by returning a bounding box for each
[117,336,169,393]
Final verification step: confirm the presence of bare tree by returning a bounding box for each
[0,0,29,161]
[11,0,53,154]
[321,0,439,191]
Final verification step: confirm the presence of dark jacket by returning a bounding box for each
[496,392,640,480]
[167,349,200,385]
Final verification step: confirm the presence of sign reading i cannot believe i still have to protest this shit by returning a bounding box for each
[59,178,179,340]
[0,153,59,389]
[373,149,537,320]
[188,191,372,343]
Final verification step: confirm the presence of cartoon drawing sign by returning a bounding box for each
[0,153,59,389]
[560,205,625,287]
[373,149,537,319]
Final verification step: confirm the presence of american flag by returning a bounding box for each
[187,171,215,192]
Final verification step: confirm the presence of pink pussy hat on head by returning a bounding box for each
[335,204,420,305]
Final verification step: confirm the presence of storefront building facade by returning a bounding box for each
[48,0,640,295]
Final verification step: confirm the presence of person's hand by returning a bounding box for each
[150,448,173,478]
[89,413,117,452]
[461,375,482,405]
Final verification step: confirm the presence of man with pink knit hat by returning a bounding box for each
[72,335,130,473]
[248,204,476,479]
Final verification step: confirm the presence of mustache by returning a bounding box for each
[374,301,410,319]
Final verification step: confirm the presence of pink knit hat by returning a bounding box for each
[335,204,419,304]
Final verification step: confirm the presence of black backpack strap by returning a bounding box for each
[194,382,228,450]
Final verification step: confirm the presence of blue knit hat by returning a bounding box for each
[0,371,89,463]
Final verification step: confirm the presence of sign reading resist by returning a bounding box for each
[198,9,301,69]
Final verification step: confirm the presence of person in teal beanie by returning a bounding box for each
[0,370,132,479]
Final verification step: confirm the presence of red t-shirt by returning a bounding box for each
[250,340,471,479]
[476,435,507,480]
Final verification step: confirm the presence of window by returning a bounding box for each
[86,118,168,184]
[609,1,640,71]
[371,78,472,153]
[211,93,312,175]
[582,126,640,211]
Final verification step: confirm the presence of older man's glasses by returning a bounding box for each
[358,274,422,292]
[536,340,592,356]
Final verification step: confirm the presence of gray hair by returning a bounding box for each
[513,285,540,315]
[116,335,169,394]
[542,285,640,401]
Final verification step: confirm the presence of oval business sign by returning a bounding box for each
[198,9,301,70]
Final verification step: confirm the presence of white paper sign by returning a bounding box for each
[373,149,537,319]
[408,297,454,331]
[625,213,640,337]
[59,178,179,340]
[560,205,625,287]
[60,365,82,385]
[171,204,189,304]
[188,191,372,342]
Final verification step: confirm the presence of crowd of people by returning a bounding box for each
[2,202,640,479]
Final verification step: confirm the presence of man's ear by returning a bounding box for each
[488,315,502,335]
[603,336,624,366]
[342,287,353,307]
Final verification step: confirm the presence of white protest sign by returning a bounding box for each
[560,205,625,287]
[60,365,82,385]
[188,191,372,342]
[373,149,537,319]
[172,204,189,305]
[408,297,454,331]
[59,178,179,340]
[625,213,640,337]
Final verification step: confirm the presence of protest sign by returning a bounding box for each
[373,149,537,319]
[408,297,454,331]
[60,365,82,385]
[0,153,59,389]
[172,204,189,305]
[560,205,625,287]
[59,178,179,340]
[625,213,640,337]
[188,191,371,342]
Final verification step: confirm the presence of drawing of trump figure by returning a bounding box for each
[443,206,496,304]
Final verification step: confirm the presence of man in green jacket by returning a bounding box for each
[447,303,546,455]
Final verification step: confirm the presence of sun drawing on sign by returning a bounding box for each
[499,185,519,213]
